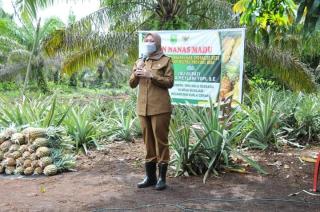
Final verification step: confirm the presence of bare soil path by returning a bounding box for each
[0,140,319,212]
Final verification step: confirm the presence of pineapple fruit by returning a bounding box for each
[34,167,43,175]
[36,147,50,158]
[11,133,25,145]
[22,127,46,142]
[24,167,34,175]
[5,166,15,175]
[39,157,53,168]
[33,138,49,148]
[0,127,75,177]
[44,164,58,176]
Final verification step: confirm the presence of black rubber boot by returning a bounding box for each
[137,161,157,188]
[155,163,168,190]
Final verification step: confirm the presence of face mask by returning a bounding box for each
[143,42,156,56]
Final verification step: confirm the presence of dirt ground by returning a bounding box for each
[0,140,320,212]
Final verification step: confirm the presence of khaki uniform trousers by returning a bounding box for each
[139,112,171,163]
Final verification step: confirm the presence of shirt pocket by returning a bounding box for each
[151,61,166,76]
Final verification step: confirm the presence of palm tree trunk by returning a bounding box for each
[22,18,41,95]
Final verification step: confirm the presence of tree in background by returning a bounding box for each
[296,0,320,33]
[0,14,64,93]
[0,0,65,93]
[1,0,319,92]
[233,0,318,92]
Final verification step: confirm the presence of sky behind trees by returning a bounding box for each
[2,0,100,24]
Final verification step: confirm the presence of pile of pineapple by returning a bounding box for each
[0,127,75,176]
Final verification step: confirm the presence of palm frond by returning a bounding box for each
[14,0,56,20]
[7,49,30,64]
[0,62,27,79]
[61,32,133,75]
[38,17,65,42]
[0,36,26,53]
[246,41,317,92]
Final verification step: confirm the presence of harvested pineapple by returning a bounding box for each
[44,164,58,176]
[33,138,49,148]
[29,153,37,161]
[0,126,75,177]
[39,157,53,168]
[22,151,31,159]
[2,128,17,140]
[36,147,51,158]
[14,166,24,175]
[11,133,25,145]
[11,151,22,159]
[5,166,16,175]
[5,158,16,167]
[9,144,20,152]
[31,160,39,168]
[23,159,32,168]
[19,145,28,153]
[28,144,36,153]
[24,167,34,175]
[0,133,6,144]
[16,157,24,167]
[22,127,46,142]
[0,140,12,152]
[34,167,43,175]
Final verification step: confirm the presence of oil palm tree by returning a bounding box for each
[0,0,65,92]
[0,13,64,92]
[10,0,317,92]
[43,0,237,75]
[233,0,317,92]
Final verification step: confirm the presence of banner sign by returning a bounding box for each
[139,29,245,107]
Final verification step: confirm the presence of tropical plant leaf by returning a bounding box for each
[246,41,316,92]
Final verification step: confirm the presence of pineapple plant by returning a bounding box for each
[44,164,58,176]
[36,147,50,158]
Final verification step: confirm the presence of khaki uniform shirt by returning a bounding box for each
[129,56,174,116]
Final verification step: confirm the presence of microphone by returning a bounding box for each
[141,53,148,62]
[137,54,147,70]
